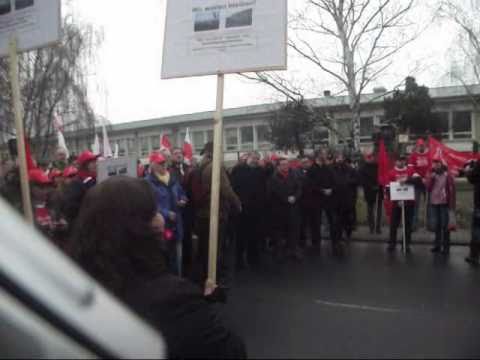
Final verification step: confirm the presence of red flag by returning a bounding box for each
[377,139,391,187]
[24,136,36,171]
[160,134,172,154]
[428,136,479,176]
[183,128,193,163]
[377,139,392,221]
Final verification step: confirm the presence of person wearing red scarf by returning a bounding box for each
[268,158,303,261]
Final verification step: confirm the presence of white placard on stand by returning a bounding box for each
[390,182,415,201]
[97,157,137,184]
[162,0,288,79]
[0,0,61,58]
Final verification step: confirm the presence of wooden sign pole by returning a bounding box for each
[207,73,225,284]
[401,201,407,254]
[9,37,33,224]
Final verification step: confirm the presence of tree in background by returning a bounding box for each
[438,0,480,108]
[0,15,103,158]
[383,76,443,139]
[244,0,420,151]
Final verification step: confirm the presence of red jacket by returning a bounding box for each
[408,151,431,178]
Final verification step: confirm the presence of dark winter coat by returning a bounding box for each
[268,170,302,220]
[123,275,247,359]
[299,168,318,210]
[358,162,380,204]
[310,163,336,210]
[231,165,267,215]
[332,164,359,211]
[61,176,96,224]
[467,160,480,209]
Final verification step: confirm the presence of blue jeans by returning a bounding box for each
[431,204,450,250]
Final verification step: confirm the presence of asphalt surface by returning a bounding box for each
[225,243,480,359]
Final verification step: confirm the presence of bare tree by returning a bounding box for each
[243,0,420,151]
[438,0,480,108]
[0,15,103,158]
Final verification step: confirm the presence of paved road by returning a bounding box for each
[225,243,480,359]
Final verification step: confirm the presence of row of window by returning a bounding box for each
[64,111,473,157]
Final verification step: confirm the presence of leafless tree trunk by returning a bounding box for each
[438,0,480,108]
[0,15,103,159]
[244,0,419,151]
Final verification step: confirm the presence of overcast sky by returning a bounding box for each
[72,0,459,125]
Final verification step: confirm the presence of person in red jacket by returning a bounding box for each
[408,138,431,230]
[387,154,421,253]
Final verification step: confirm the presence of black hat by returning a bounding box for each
[201,141,213,156]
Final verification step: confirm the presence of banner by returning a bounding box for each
[161,0,288,78]
[97,157,137,183]
[0,0,61,58]
[428,137,479,176]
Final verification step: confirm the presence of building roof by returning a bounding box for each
[101,84,480,134]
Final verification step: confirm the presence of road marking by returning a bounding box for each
[315,300,403,314]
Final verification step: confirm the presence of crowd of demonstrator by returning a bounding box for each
[2,137,480,358]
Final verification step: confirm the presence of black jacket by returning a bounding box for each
[310,164,336,209]
[123,275,247,359]
[61,176,96,224]
[332,164,359,210]
[268,170,302,216]
[231,165,267,214]
[358,162,380,204]
[467,161,480,209]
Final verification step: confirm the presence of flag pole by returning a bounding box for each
[9,37,33,224]
[401,200,407,254]
[207,73,225,286]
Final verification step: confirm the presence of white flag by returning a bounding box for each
[114,143,119,159]
[102,119,113,158]
[93,134,100,155]
[54,113,70,158]
[57,131,70,159]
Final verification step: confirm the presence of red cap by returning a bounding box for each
[149,152,166,165]
[63,166,78,178]
[270,154,280,162]
[49,169,63,180]
[29,169,53,185]
[77,151,100,167]
[416,138,425,147]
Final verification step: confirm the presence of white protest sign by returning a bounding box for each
[161,0,288,79]
[390,182,415,201]
[97,157,137,184]
[0,0,61,58]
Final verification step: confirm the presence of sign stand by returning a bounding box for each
[401,201,407,254]
[9,37,33,224]
[207,73,225,285]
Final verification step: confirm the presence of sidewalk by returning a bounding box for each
[350,226,470,246]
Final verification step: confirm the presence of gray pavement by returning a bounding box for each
[226,242,480,359]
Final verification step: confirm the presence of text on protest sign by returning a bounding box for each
[0,0,61,57]
[389,182,415,202]
[97,157,138,184]
[162,0,287,79]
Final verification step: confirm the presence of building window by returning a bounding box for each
[256,125,270,150]
[193,131,205,152]
[151,135,160,152]
[312,127,329,146]
[453,111,472,139]
[127,138,136,156]
[337,119,351,143]
[117,139,126,157]
[207,130,214,142]
[360,117,374,140]
[240,126,254,150]
[432,112,450,139]
[140,137,149,157]
[225,128,239,151]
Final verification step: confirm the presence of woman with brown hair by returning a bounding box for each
[69,176,246,359]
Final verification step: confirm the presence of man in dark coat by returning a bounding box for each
[359,153,383,234]
[268,158,303,261]
[299,156,321,250]
[332,154,359,245]
[61,150,99,226]
[466,159,480,266]
[232,152,267,268]
[310,153,337,252]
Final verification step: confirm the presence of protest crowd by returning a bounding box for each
[1,135,480,358]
